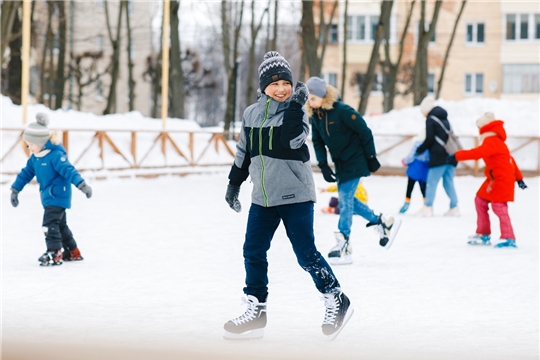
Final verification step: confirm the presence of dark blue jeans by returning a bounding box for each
[243,202,340,302]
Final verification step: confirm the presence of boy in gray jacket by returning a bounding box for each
[223,51,353,341]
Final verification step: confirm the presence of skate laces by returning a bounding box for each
[321,294,340,325]
[230,297,259,325]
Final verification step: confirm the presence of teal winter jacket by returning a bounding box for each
[308,85,377,183]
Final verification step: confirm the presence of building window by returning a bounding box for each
[97,0,104,10]
[535,14,540,39]
[129,40,134,60]
[96,35,103,51]
[346,15,380,42]
[416,22,436,44]
[127,0,133,17]
[466,23,485,44]
[502,64,540,93]
[324,73,338,87]
[505,14,540,41]
[427,73,435,93]
[325,24,339,44]
[96,79,103,100]
[464,73,484,95]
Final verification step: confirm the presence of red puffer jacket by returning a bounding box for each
[455,120,523,202]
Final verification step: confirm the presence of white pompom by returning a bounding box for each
[35,112,50,126]
[264,51,281,60]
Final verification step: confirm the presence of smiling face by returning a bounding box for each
[263,80,292,102]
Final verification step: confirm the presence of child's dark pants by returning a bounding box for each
[42,206,77,251]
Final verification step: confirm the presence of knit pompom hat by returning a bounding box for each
[419,96,435,116]
[258,51,293,93]
[23,112,50,148]
[476,112,496,129]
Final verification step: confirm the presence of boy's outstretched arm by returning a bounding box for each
[280,81,309,149]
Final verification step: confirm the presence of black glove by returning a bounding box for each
[77,181,92,198]
[10,188,19,207]
[290,81,308,105]
[319,162,336,183]
[517,180,527,190]
[446,154,458,166]
[367,156,381,173]
[225,184,242,212]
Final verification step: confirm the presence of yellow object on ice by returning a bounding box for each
[325,183,368,204]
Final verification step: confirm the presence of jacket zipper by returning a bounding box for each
[249,127,254,150]
[269,126,274,151]
[325,113,330,136]
[259,98,271,206]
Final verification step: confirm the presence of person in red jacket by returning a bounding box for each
[448,112,527,248]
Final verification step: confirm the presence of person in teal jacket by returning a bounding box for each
[306,77,401,265]
[10,113,92,266]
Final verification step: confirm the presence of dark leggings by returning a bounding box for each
[406,177,427,199]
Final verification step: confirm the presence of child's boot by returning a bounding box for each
[399,201,410,214]
[38,250,63,266]
[494,239,517,248]
[63,247,84,261]
[467,234,491,245]
[328,232,353,265]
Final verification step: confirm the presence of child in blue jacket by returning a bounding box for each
[399,129,430,213]
[10,113,92,266]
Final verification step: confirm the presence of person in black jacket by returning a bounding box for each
[414,96,459,216]
[306,77,401,266]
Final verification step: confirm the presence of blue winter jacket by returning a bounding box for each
[11,141,84,209]
[404,141,430,182]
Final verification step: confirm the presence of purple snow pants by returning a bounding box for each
[475,196,516,239]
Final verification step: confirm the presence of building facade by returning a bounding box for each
[319,0,540,115]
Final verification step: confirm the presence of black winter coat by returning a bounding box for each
[416,106,456,168]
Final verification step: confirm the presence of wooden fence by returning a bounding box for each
[1,127,539,178]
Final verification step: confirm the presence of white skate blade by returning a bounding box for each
[328,255,353,265]
[327,305,354,341]
[384,218,402,250]
[223,328,264,341]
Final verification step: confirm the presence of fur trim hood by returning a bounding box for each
[305,85,340,117]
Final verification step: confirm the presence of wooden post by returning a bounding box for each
[131,131,137,167]
[161,0,170,131]
[63,131,69,153]
[21,0,31,125]
[189,132,194,165]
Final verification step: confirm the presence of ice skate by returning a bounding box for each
[63,247,84,261]
[223,295,266,340]
[415,205,433,217]
[366,215,401,249]
[467,234,491,246]
[38,250,63,266]
[399,201,410,214]
[327,232,352,265]
[494,239,517,249]
[321,291,354,341]
[444,206,461,217]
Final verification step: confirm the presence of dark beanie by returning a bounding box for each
[258,51,293,93]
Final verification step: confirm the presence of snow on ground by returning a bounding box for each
[2,172,538,360]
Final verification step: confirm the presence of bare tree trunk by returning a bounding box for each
[221,0,245,137]
[103,0,125,115]
[39,6,54,104]
[340,0,348,96]
[54,1,67,110]
[6,11,22,104]
[1,1,22,67]
[358,0,393,115]
[47,23,55,109]
[382,0,415,113]
[436,0,466,99]
[413,0,442,105]
[246,0,269,105]
[126,0,136,111]
[169,0,185,118]
[270,0,278,50]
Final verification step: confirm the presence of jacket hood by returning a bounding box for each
[43,140,67,154]
[427,106,448,120]
[305,85,339,117]
[479,120,506,141]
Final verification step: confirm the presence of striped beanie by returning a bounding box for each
[258,51,293,92]
[23,113,50,148]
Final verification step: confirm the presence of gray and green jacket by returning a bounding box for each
[228,94,317,207]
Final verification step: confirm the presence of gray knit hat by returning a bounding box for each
[23,112,50,147]
[306,77,327,98]
[258,51,293,92]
